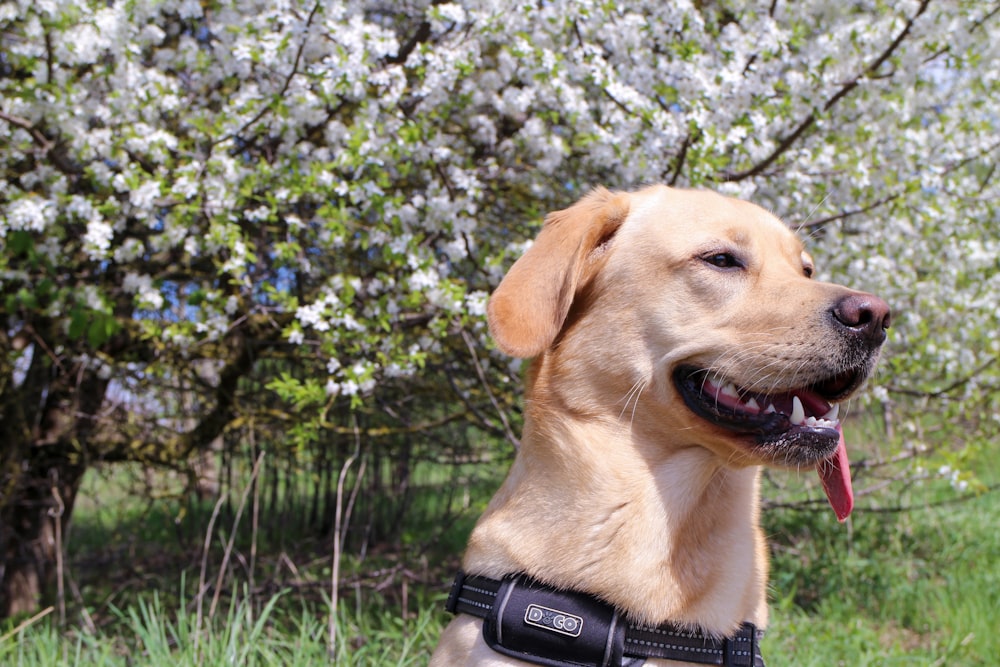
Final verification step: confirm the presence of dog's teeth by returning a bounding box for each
[764,403,777,414]
[790,396,805,425]
[721,383,739,399]
[822,404,840,422]
[805,416,817,427]
[745,397,760,411]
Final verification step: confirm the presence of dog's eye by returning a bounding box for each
[702,252,743,270]
[803,265,814,278]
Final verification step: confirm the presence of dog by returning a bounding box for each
[431,185,890,666]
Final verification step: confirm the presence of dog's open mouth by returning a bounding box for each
[673,366,863,446]
[674,366,866,522]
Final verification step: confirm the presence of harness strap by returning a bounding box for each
[447,572,766,667]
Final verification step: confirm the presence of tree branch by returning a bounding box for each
[667,130,695,186]
[221,1,322,145]
[0,111,83,175]
[0,110,53,151]
[724,0,932,181]
[385,21,432,65]
[888,356,999,399]
[460,329,520,449]
[797,191,904,228]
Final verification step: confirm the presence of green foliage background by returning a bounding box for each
[0,0,997,657]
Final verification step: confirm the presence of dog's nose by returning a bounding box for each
[832,293,891,344]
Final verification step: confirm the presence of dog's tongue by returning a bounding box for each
[818,425,854,522]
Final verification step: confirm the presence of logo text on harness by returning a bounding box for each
[523,604,584,638]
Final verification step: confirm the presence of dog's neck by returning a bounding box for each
[463,385,770,635]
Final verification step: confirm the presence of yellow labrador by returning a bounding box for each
[431,185,889,666]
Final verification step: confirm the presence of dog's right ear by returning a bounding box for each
[487,187,630,358]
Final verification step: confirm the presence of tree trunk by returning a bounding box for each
[0,447,85,619]
[1,336,102,621]
[0,324,252,620]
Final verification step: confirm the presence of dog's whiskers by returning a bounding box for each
[798,193,831,234]
[701,344,794,396]
[702,337,844,399]
[617,379,648,427]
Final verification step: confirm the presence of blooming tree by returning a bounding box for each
[1,0,997,617]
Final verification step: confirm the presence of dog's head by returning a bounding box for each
[488,185,890,520]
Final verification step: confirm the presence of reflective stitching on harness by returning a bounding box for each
[632,625,714,640]
[627,638,721,655]
[457,596,492,611]
[626,625,724,656]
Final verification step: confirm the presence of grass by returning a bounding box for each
[764,487,1000,665]
[2,415,998,665]
[0,586,444,666]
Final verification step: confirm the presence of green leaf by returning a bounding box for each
[87,317,107,348]
[15,287,38,310]
[8,230,33,256]
[87,313,120,348]
[69,308,88,340]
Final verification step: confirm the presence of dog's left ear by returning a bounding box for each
[488,187,630,358]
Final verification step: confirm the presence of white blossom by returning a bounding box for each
[129,181,160,210]
[83,219,114,260]
[122,272,163,310]
[4,197,55,233]
[409,268,440,291]
[0,0,996,462]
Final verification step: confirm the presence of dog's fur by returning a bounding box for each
[431,185,889,666]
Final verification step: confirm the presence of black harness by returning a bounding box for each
[446,572,766,667]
